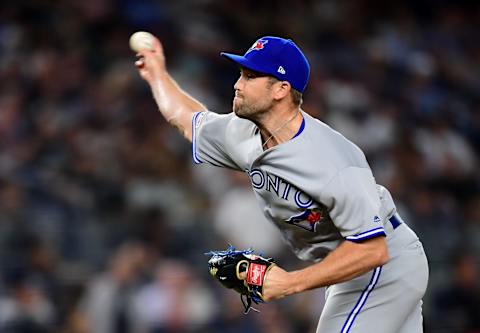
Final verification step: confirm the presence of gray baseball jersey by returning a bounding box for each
[193,110,394,260]
[192,110,429,332]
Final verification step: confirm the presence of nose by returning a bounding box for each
[234,75,243,91]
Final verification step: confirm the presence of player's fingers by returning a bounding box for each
[136,49,156,66]
[135,39,159,57]
[151,38,163,53]
[134,41,165,76]
[135,47,154,60]
[238,271,247,280]
[145,39,166,67]
[135,47,144,55]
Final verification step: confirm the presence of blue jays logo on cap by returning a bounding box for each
[248,39,269,52]
[220,36,310,93]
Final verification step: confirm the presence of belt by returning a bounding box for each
[389,214,402,229]
[384,213,403,235]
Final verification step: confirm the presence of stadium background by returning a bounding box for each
[0,0,479,332]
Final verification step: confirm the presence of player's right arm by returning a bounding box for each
[135,37,207,142]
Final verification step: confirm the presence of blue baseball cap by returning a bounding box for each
[221,36,310,93]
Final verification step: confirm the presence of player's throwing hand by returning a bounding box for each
[134,37,167,85]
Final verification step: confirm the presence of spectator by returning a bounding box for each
[0,271,56,332]
[78,242,147,333]
[132,259,216,333]
[432,253,480,333]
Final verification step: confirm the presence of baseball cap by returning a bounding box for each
[221,36,310,93]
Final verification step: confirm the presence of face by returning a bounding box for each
[233,68,275,120]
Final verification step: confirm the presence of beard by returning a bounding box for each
[233,95,272,121]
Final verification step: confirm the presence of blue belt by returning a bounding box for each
[389,214,402,229]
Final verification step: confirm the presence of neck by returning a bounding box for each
[257,106,303,150]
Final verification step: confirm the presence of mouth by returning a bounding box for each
[233,96,243,105]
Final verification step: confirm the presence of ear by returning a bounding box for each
[272,81,291,101]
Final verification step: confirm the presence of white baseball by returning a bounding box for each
[129,31,155,52]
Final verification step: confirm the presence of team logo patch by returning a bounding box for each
[286,209,322,232]
[247,263,266,286]
[249,39,268,51]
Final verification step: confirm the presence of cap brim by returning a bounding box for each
[220,52,270,75]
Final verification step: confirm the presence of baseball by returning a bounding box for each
[129,31,155,52]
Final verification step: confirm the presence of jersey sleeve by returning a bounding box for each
[320,167,386,242]
[192,111,242,170]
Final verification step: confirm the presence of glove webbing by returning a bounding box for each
[205,245,255,258]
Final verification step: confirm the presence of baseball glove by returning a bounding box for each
[205,246,275,313]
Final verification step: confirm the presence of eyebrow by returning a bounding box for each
[240,68,268,77]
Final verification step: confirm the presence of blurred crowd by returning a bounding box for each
[0,0,479,332]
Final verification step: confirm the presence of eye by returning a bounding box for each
[239,70,258,80]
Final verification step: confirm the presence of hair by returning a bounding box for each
[268,77,303,107]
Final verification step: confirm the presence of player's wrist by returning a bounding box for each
[288,270,307,295]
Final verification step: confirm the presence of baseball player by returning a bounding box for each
[135,35,429,332]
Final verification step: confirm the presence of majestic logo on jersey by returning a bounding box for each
[249,39,268,51]
[286,209,322,232]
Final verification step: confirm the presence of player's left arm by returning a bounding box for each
[262,236,388,301]
[263,166,390,301]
